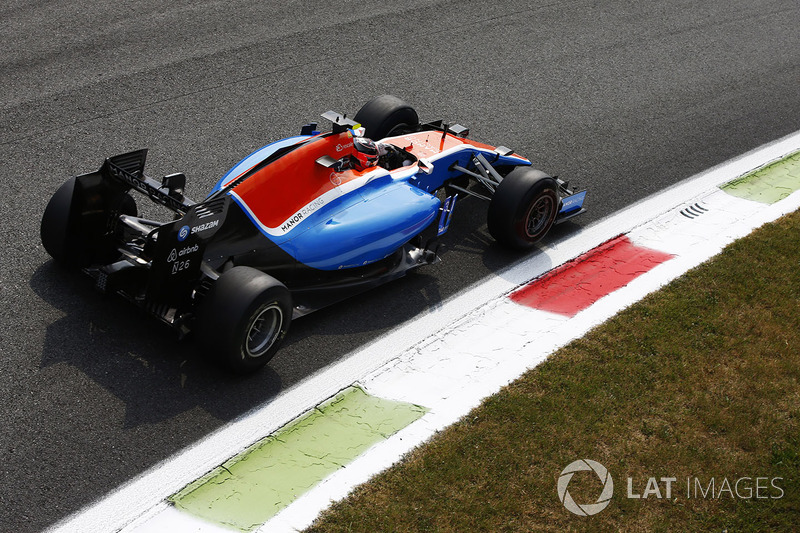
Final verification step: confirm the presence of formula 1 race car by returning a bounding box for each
[40,95,586,373]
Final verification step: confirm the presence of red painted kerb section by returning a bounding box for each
[509,235,674,316]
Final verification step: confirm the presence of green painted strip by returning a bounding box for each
[720,151,800,204]
[168,386,428,532]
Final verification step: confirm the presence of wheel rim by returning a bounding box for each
[525,194,555,238]
[245,304,283,358]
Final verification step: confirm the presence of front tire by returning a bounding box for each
[354,95,419,139]
[196,267,292,374]
[487,167,559,250]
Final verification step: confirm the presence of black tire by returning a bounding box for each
[196,266,292,374]
[41,177,78,265]
[120,193,138,218]
[487,167,559,250]
[40,177,137,267]
[354,95,419,139]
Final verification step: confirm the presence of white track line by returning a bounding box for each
[49,130,800,533]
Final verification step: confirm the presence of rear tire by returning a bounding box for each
[354,95,419,139]
[196,267,292,374]
[41,177,78,265]
[487,167,559,250]
[41,177,137,267]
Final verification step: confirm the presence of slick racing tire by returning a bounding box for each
[41,177,137,267]
[197,266,292,374]
[487,167,559,250]
[354,95,419,140]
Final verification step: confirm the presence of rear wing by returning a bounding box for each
[102,149,195,214]
[89,150,227,307]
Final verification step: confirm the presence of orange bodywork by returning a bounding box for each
[231,132,369,229]
[384,131,496,160]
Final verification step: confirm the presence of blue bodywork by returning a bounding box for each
[209,131,569,272]
[282,177,440,269]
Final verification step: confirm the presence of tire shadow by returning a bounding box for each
[30,261,283,427]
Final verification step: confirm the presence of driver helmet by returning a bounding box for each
[352,136,379,169]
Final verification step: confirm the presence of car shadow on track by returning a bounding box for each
[30,261,283,427]
[480,219,583,275]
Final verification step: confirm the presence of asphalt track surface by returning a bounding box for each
[1,1,798,531]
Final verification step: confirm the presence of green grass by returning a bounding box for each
[307,209,800,532]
